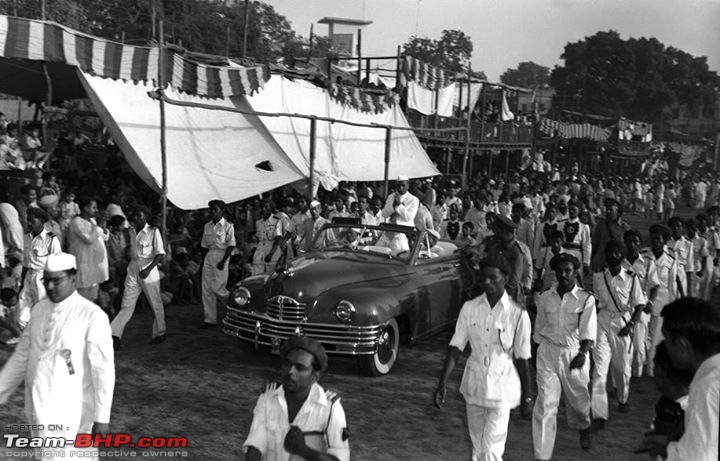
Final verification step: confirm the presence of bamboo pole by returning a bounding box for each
[384,127,391,198]
[41,63,52,170]
[460,63,472,188]
[308,117,316,200]
[158,19,168,246]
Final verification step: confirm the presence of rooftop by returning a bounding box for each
[317,17,373,26]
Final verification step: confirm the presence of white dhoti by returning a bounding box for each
[591,310,633,420]
[466,404,511,461]
[17,269,45,328]
[533,342,591,460]
[201,250,229,325]
[376,232,409,252]
[110,260,166,339]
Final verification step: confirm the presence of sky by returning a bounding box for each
[263,0,720,82]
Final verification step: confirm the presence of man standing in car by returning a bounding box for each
[379,176,419,251]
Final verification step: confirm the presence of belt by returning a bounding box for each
[562,242,582,249]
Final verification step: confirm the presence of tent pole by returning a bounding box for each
[41,63,52,170]
[461,63,472,188]
[308,117,316,200]
[384,127,391,198]
[158,19,168,247]
[356,28,362,86]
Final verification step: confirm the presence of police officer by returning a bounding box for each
[484,214,532,306]
[435,256,533,461]
[533,253,596,460]
[590,240,647,426]
[110,206,166,348]
[200,200,235,328]
[244,335,350,461]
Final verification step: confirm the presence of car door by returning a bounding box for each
[414,249,468,336]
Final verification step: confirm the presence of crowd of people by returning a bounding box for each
[0,116,718,460]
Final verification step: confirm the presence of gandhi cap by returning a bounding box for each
[281,335,328,372]
[45,252,77,272]
[38,193,59,208]
[397,175,409,182]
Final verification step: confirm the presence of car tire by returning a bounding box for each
[359,318,399,376]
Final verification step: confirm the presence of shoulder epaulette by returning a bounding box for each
[262,381,281,394]
[325,389,341,404]
[46,231,55,237]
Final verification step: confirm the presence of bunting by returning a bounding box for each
[0,15,269,99]
[400,55,454,90]
[327,83,399,114]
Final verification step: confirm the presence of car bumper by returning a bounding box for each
[222,306,385,356]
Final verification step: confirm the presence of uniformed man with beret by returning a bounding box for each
[590,240,647,427]
[435,256,533,461]
[482,214,533,306]
[532,253,596,460]
[200,200,235,327]
[244,335,350,461]
[17,207,62,327]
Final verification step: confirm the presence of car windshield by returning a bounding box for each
[310,224,417,261]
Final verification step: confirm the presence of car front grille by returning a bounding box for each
[266,295,306,321]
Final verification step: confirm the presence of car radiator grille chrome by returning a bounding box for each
[223,306,385,356]
[266,295,306,321]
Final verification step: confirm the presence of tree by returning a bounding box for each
[550,30,720,124]
[500,62,550,89]
[402,29,486,78]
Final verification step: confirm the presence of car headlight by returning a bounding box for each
[232,287,251,307]
[334,300,356,324]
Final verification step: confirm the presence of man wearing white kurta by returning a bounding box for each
[379,176,419,251]
[435,257,533,461]
[66,199,109,302]
[0,252,115,460]
[18,207,62,327]
[590,240,647,423]
[200,200,235,327]
[533,253,596,460]
[110,207,166,346]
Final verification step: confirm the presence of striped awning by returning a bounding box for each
[539,117,611,142]
[0,15,269,99]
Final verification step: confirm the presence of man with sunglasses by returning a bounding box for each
[0,252,115,459]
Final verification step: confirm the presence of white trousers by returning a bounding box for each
[252,242,278,275]
[533,342,591,460]
[110,260,166,339]
[591,311,633,420]
[632,313,650,377]
[17,269,44,328]
[645,315,665,377]
[201,250,229,325]
[466,404,511,461]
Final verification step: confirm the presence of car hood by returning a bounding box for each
[266,251,413,303]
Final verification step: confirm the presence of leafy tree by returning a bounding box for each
[402,29,486,79]
[550,30,720,124]
[500,61,550,89]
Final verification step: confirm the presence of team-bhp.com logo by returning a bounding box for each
[4,431,188,449]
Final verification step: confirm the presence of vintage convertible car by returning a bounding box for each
[221,219,476,375]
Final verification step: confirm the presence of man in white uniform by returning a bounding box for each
[252,202,281,275]
[378,176,419,251]
[17,207,62,327]
[110,206,166,348]
[590,240,647,426]
[200,200,235,328]
[533,253,596,460]
[244,335,350,461]
[435,257,533,461]
[0,252,115,459]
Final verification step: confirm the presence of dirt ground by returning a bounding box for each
[0,206,708,461]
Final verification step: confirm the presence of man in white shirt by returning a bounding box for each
[200,200,235,328]
[17,207,61,327]
[0,252,115,459]
[435,257,533,460]
[110,206,166,348]
[379,176,419,251]
[643,297,720,461]
[533,253,596,460]
[244,335,350,461]
[668,217,694,296]
[590,240,647,426]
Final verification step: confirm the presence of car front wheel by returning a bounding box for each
[359,318,399,376]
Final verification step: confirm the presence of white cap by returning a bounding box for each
[45,252,77,272]
[397,175,409,182]
[310,200,321,209]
